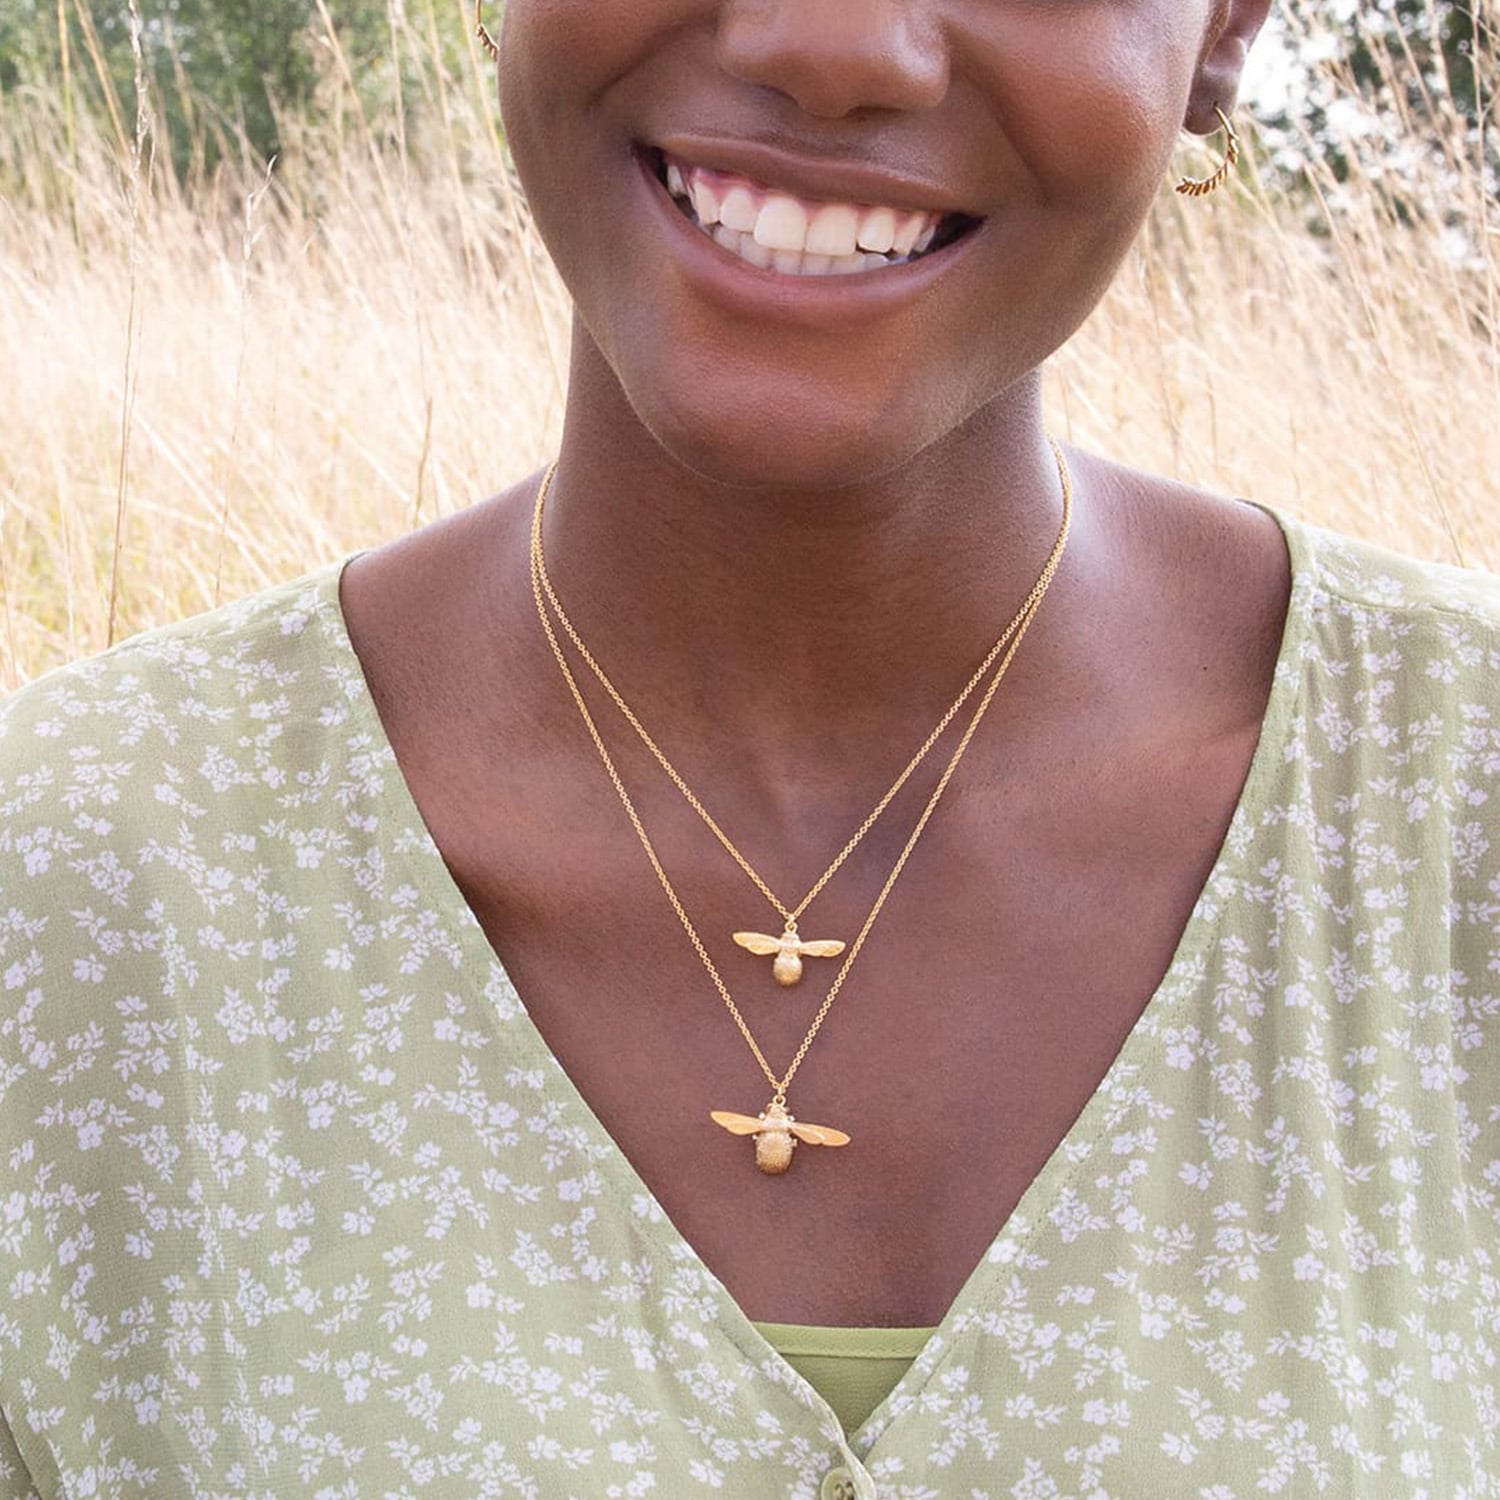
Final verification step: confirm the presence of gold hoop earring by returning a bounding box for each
[1174,104,1240,197]
[475,0,499,62]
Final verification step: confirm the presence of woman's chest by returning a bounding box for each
[430,719,1269,1327]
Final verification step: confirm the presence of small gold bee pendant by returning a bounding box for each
[731,924,846,986]
[710,1099,851,1175]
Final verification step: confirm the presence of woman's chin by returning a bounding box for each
[628,373,950,495]
[658,419,910,493]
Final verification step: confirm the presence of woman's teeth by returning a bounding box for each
[660,153,944,277]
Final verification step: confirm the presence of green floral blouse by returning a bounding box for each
[2,510,1499,1499]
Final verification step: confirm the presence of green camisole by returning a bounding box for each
[750,1322,937,1436]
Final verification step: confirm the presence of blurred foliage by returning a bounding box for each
[1250,0,1496,247]
[0,0,480,176]
[1263,0,1491,167]
[1348,0,1485,120]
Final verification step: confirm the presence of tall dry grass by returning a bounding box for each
[0,2,1495,691]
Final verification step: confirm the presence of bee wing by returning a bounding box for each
[790,1122,851,1147]
[796,940,846,958]
[711,1110,768,1136]
[732,932,783,956]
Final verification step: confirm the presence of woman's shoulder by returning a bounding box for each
[1260,510,1500,729]
[0,554,364,882]
[1281,508,1500,627]
[0,556,358,768]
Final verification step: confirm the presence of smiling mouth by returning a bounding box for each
[642,146,982,277]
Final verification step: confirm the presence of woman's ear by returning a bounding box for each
[1187,0,1275,133]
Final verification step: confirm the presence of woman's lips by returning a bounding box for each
[630,143,991,330]
[640,143,981,279]
[653,147,957,276]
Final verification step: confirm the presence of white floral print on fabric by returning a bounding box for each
[2,508,1500,1499]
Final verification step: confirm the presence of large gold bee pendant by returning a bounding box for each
[710,1099,851,1175]
[732,924,846,986]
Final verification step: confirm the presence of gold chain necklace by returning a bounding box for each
[529,447,1073,1173]
[532,443,1072,987]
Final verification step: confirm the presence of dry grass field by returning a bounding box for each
[0,4,1496,691]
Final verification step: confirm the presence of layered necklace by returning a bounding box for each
[530,446,1072,1172]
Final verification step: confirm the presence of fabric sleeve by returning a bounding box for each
[0,1405,38,1500]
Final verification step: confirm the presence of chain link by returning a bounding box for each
[530,445,1073,1101]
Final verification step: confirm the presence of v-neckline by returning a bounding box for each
[316,501,1312,1449]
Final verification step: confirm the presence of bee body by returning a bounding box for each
[755,1127,795,1174]
[772,949,804,986]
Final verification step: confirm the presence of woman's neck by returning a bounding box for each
[533,342,1088,786]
